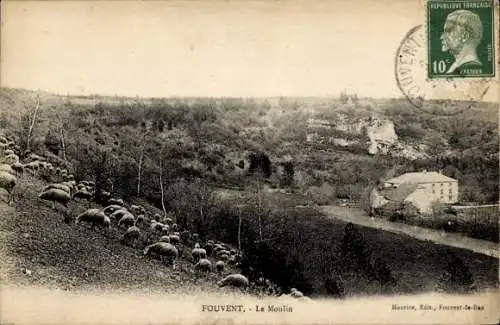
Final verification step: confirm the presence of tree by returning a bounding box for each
[19,94,42,153]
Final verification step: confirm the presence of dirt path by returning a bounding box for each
[319,205,499,259]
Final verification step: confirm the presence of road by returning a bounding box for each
[319,205,499,259]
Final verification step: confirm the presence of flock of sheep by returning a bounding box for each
[0,134,310,299]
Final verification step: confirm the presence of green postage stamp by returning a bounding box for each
[427,0,495,78]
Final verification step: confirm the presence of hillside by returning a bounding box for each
[0,87,498,298]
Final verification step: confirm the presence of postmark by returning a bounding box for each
[427,0,495,78]
[395,24,494,115]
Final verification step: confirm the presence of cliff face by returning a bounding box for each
[305,113,429,160]
[366,119,398,155]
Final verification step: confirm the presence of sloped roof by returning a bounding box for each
[381,184,419,202]
[384,171,456,184]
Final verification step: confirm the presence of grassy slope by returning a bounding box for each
[0,175,245,295]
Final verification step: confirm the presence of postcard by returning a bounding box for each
[0,0,498,324]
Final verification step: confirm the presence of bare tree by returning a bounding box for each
[136,132,149,196]
[24,94,41,152]
[159,157,167,218]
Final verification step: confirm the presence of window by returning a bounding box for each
[449,195,452,201]
[432,190,435,194]
[440,189,443,194]
[432,183,435,187]
[440,183,443,187]
[449,188,452,194]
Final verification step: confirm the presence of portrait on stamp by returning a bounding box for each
[440,10,483,73]
[428,0,495,78]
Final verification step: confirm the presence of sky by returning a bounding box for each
[0,0,498,100]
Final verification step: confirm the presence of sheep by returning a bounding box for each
[180,230,190,243]
[28,153,46,162]
[171,223,178,232]
[215,261,225,273]
[290,288,304,298]
[0,164,15,175]
[0,188,10,203]
[191,247,207,262]
[3,149,14,156]
[217,274,249,289]
[39,188,71,209]
[195,258,212,273]
[159,235,171,243]
[150,221,164,233]
[0,171,16,193]
[11,162,24,175]
[73,189,93,200]
[130,205,143,215]
[103,204,125,215]
[169,234,181,245]
[192,233,200,243]
[120,226,141,247]
[76,208,111,230]
[204,242,214,256]
[161,225,170,234]
[108,198,124,206]
[118,213,135,228]
[143,242,178,266]
[43,183,71,194]
[194,242,200,249]
[217,249,231,258]
[3,154,19,165]
[110,209,131,223]
[135,214,145,226]
[164,217,173,224]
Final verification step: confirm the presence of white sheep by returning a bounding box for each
[171,223,178,232]
[135,214,145,226]
[0,171,17,193]
[103,204,125,215]
[130,205,143,215]
[11,162,24,175]
[150,221,164,233]
[76,208,111,230]
[159,235,171,243]
[169,234,181,245]
[195,258,212,273]
[0,188,10,203]
[215,260,225,273]
[143,242,178,265]
[117,213,135,228]
[110,209,131,222]
[3,154,19,165]
[43,183,71,194]
[121,226,141,247]
[108,198,124,206]
[73,189,93,200]
[192,247,207,262]
[0,164,15,175]
[3,149,14,156]
[39,188,71,209]
[217,274,249,289]
[290,288,304,298]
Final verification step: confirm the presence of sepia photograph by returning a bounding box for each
[0,0,499,324]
